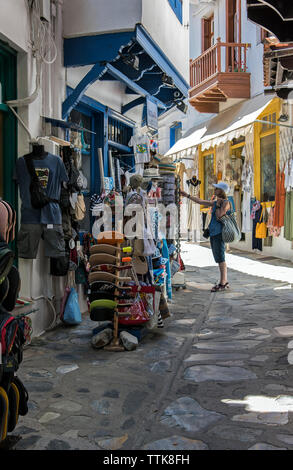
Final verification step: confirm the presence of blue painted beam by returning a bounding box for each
[106,64,167,110]
[64,31,135,67]
[62,63,105,119]
[135,25,189,98]
[122,97,145,114]
[125,87,139,95]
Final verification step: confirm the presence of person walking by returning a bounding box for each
[180,182,231,292]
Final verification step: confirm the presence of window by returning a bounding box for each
[201,15,214,52]
[108,117,133,147]
[168,0,183,24]
[69,109,92,154]
[229,138,245,188]
[170,122,182,147]
[254,98,280,202]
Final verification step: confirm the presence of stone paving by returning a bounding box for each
[9,244,293,450]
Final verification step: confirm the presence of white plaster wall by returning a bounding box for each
[158,103,210,155]
[63,0,142,37]
[0,0,29,52]
[232,232,293,263]
[0,1,69,336]
[67,66,126,113]
[142,0,189,80]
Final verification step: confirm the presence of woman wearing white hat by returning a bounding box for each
[180,182,231,292]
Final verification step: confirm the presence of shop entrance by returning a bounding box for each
[0,41,17,208]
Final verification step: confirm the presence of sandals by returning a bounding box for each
[211,282,229,292]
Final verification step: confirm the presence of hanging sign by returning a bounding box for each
[147,97,158,131]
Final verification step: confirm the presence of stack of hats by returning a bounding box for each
[159,175,176,205]
[158,156,176,174]
[87,231,134,322]
[143,167,160,178]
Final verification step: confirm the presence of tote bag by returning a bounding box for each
[219,212,241,243]
[255,207,268,239]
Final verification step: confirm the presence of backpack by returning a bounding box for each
[24,156,59,210]
[0,200,16,244]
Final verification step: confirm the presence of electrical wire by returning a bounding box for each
[6,0,57,109]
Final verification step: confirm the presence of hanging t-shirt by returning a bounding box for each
[15,153,68,225]
[128,135,150,165]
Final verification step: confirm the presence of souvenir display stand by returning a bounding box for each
[171,175,186,291]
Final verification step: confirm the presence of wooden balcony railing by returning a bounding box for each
[190,38,251,89]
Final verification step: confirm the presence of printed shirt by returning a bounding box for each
[15,153,68,225]
[128,135,150,165]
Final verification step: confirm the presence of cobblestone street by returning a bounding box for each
[10,243,293,451]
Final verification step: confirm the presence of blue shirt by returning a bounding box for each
[15,153,68,225]
[209,201,231,237]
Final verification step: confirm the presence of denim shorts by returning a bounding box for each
[210,232,225,264]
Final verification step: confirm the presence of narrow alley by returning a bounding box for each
[10,243,293,451]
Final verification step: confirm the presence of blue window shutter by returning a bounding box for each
[168,0,183,24]
[170,122,182,148]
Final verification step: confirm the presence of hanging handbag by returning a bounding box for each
[132,255,148,275]
[218,211,241,243]
[74,194,86,221]
[255,206,268,239]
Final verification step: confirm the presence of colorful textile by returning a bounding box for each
[273,171,286,227]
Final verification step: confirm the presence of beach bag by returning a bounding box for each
[118,293,150,325]
[218,212,241,243]
[255,207,268,239]
[62,287,82,325]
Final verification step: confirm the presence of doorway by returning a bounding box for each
[0,41,17,208]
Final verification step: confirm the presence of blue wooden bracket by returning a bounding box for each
[122,97,145,114]
[106,64,166,110]
[62,63,105,119]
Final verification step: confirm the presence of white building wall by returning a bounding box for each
[0,0,68,336]
[63,0,142,38]
[0,0,29,52]
[142,0,189,81]
[161,0,293,262]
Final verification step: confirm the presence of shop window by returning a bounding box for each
[108,118,132,147]
[167,0,183,24]
[229,140,245,189]
[260,133,276,201]
[204,153,215,200]
[254,98,280,203]
[260,113,276,133]
[170,122,182,147]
